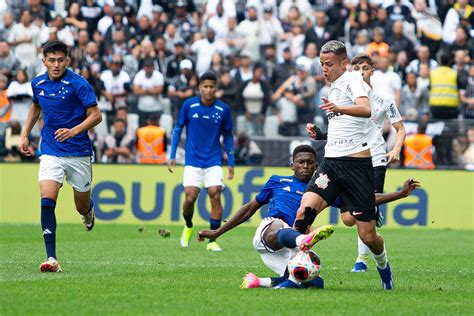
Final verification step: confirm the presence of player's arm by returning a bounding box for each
[19,102,42,156]
[306,123,327,140]
[320,96,371,118]
[222,108,235,180]
[168,102,187,173]
[375,178,420,205]
[386,121,406,164]
[198,199,263,241]
[55,105,102,142]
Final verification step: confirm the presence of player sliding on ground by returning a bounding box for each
[19,40,102,272]
[198,145,420,289]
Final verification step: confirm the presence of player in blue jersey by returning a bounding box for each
[168,72,235,252]
[198,145,420,289]
[19,41,102,272]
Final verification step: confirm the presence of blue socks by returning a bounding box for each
[41,198,57,259]
[277,228,301,248]
[209,218,221,242]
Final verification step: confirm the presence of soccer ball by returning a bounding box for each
[287,250,321,283]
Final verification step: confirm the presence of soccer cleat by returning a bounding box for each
[375,207,384,228]
[180,226,193,247]
[305,275,324,289]
[240,272,260,288]
[82,208,95,232]
[273,279,300,289]
[300,225,335,250]
[40,257,62,273]
[351,261,368,272]
[377,262,394,290]
[206,241,223,252]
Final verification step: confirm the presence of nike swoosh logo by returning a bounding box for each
[352,211,364,216]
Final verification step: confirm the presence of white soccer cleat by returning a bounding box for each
[82,208,95,232]
[40,257,62,273]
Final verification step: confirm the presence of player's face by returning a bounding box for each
[292,152,317,182]
[43,51,70,80]
[351,61,373,84]
[199,79,217,103]
[320,52,348,83]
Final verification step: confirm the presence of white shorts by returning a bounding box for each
[38,155,93,193]
[252,217,297,276]
[183,165,224,189]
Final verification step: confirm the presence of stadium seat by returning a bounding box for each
[160,114,173,136]
[263,115,281,138]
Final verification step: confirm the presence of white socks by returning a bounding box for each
[372,247,388,269]
[259,277,272,288]
[295,235,306,247]
[356,236,370,263]
[356,237,388,269]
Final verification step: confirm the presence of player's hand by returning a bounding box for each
[306,123,317,139]
[197,229,218,242]
[228,166,234,180]
[400,178,420,197]
[19,136,31,156]
[385,149,400,164]
[55,128,77,142]
[319,97,339,113]
[168,159,176,173]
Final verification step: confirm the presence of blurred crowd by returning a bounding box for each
[0,0,473,169]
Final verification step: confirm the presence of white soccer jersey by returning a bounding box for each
[325,71,372,158]
[368,89,403,167]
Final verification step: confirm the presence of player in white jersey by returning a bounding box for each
[294,41,394,290]
[347,53,406,272]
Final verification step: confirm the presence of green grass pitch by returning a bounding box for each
[1,223,473,315]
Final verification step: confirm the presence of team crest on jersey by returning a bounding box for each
[315,173,330,189]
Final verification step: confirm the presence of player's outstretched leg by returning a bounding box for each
[273,276,324,289]
[40,197,60,272]
[352,236,369,272]
[277,225,334,251]
[81,200,95,232]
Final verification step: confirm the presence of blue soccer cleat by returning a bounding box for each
[351,261,368,272]
[302,276,324,289]
[273,276,324,289]
[377,262,394,290]
[273,279,300,289]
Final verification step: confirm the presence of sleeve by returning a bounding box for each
[222,106,235,166]
[169,100,188,160]
[76,82,97,108]
[133,71,141,85]
[155,71,164,87]
[255,177,276,205]
[77,81,98,108]
[385,96,402,124]
[31,82,38,104]
[349,73,369,103]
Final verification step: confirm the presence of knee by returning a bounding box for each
[340,213,356,227]
[185,193,198,204]
[207,188,221,202]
